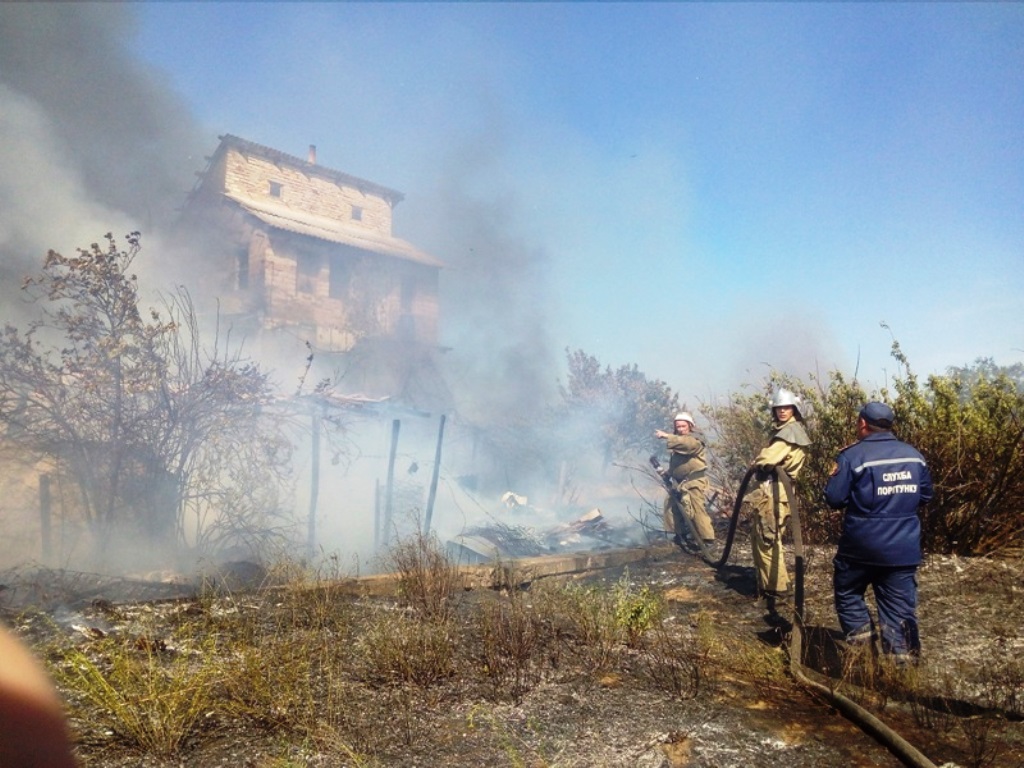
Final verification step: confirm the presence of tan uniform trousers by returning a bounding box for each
[662,478,714,542]
[747,483,790,594]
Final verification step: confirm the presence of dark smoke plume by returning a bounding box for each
[0,3,206,310]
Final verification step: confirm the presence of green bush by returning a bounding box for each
[704,344,1024,556]
[612,574,664,647]
[888,349,1024,555]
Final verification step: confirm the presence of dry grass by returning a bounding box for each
[818,636,1022,768]
[42,543,710,763]
[381,530,464,623]
[696,609,790,698]
[26,543,1024,767]
[54,629,221,755]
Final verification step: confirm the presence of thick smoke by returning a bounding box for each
[397,136,576,497]
[0,4,208,572]
[0,3,205,304]
[395,120,560,415]
[0,4,637,574]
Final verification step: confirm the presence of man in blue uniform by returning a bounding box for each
[824,401,933,662]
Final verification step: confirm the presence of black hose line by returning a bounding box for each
[708,465,938,768]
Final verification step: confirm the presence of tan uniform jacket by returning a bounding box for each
[665,432,707,486]
[754,419,810,480]
[748,418,811,592]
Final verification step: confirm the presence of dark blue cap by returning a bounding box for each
[860,401,895,428]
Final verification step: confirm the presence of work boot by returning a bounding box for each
[756,589,791,614]
[845,628,875,647]
[889,651,920,668]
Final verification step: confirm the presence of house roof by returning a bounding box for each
[227,193,444,268]
[215,134,405,206]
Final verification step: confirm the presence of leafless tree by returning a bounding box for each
[0,232,294,566]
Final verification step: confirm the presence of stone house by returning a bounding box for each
[179,134,450,411]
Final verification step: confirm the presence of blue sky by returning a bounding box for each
[9,3,1024,406]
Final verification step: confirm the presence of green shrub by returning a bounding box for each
[612,573,664,647]
[703,344,1024,556]
[888,349,1024,554]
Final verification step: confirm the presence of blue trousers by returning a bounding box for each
[833,556,920,656]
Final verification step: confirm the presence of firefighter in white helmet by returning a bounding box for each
[746,388,811,611]
[655,411,715,547]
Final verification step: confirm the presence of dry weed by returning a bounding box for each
[55,631,221,755]
[382,531,463,623]
[353,604,458,686]
[636,622,707,700]
[477,595,543,704]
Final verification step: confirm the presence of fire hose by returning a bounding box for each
[649,455,720,563]
[711,465,939,768]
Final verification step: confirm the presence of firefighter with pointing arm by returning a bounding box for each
[654,411,715,548]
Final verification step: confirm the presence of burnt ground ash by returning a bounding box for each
[4,542,1023,768]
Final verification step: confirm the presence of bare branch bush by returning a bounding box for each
[635,622,706,700]
[381,530,464,623]
[352,605,458,687]
[0,233,296,566]
[476,595,543,704]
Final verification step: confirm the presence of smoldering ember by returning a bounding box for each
[0,135,1021,768]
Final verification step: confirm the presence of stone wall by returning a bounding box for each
[183,137,441,354]
[253,230,439,350]
[222,147,393,235]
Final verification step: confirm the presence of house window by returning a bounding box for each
[401,276,416,311]
[236,247,249,290]
[351,205,363,222]
[328,258,352,299]
[296,252,318,294]
[269,181,283,198]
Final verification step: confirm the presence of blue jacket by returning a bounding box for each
[824,431,934,566]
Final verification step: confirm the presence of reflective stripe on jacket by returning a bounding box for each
[824,431,934,566]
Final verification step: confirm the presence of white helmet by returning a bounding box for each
[673,411,695,427]
[770,389,802,419]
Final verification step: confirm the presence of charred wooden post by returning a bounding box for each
[382,419,401,545]
[39,474,52,564]
[423,414,446,535]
